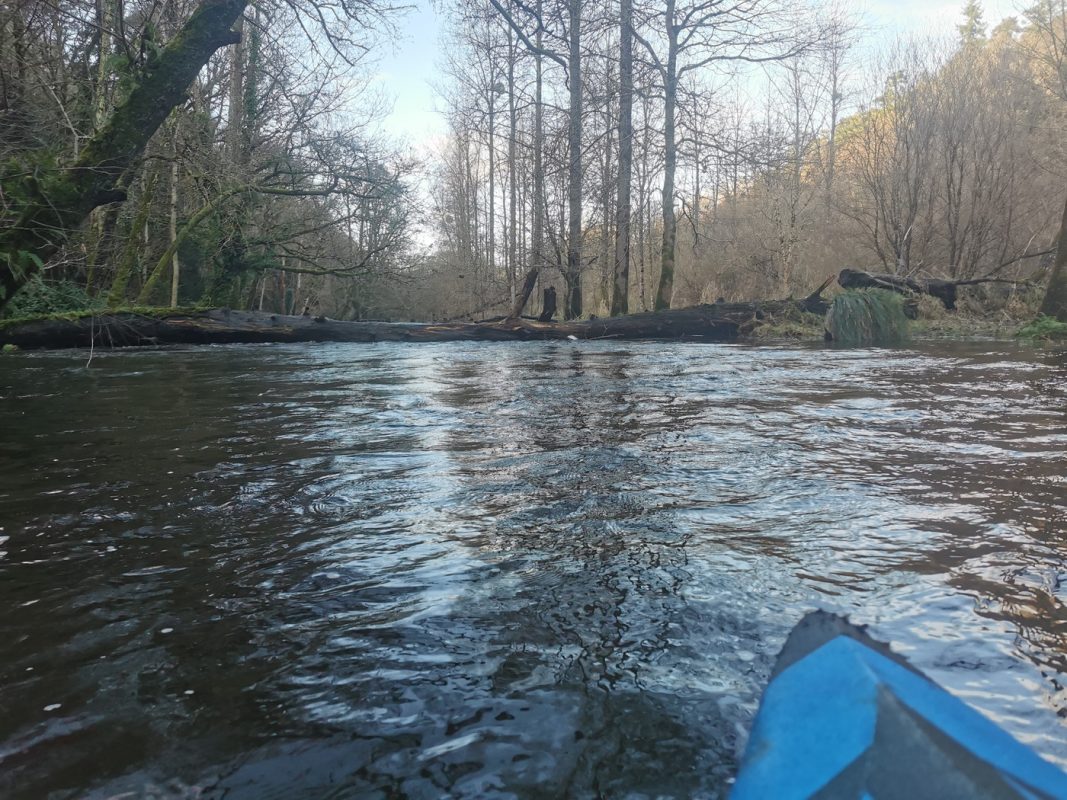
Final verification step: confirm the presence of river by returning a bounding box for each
[1,340,1065,799]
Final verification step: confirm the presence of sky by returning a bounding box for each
[372,0,1024,150]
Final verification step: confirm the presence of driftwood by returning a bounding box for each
[0,295,829,350]
[838,268,1030,310]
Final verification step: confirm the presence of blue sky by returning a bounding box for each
[374,0,446,149]
[372,0,1022,148]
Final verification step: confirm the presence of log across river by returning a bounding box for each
[0,298,828,350]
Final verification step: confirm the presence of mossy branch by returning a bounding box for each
[137,185,253,304]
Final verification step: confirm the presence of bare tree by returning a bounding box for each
[489,0,586,318]
[633,0,813,309]
[612,0,634,315]
[837,44,941,276]
[1023,0,1067,319]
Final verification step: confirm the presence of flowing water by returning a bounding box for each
[0,340,1065,799]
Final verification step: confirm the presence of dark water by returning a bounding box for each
[1,340,1065,799]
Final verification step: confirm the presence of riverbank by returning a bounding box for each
[752,293,1065,343]
[2,300,1063,351]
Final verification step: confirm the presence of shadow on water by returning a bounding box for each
[0,340,1064,798]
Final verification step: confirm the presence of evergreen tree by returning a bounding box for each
[958,0,987,44]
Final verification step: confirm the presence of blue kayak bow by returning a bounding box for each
[732,612,1067,800]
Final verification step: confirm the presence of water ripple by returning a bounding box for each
[0,340,1064,798]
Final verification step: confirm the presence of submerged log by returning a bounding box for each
[0,296,829,350]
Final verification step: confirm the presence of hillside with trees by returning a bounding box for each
[423,0,1067,324]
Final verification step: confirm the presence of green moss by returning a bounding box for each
[826,289,910,346]
[0,304,212,331]
[1016,315,1067,341]
[912,316,1016,339]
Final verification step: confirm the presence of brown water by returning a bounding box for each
[0,340,1065,799]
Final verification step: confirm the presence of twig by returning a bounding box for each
[86,314,95,368]
[44,83,80,158]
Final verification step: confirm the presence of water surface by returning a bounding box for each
[1,340,1065,798]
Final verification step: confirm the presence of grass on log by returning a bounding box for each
[826,289,910,347]
[752,307,825,340]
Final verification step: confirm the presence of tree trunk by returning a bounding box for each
[826,49,841,205]
[227,13,246,161]
[85,203,121,296]
[488,75,496,281]
[564,0,583,319]
[538,286,557,321]
[532,0,545,285]
[1,297,831,350]
[637,99,650,311]
[510,268,539,318]
[106,174,157,307]
[1040,193,1067,320]
[507,30,518,308]
[599,91,613,314]
[691,136,701,257]
[93,0,116,128]
[168,125,181,307]
[139,185,250,303]
[85,0,119,281]
[655,0,678,311]
[0,0,246,311]
[611,0,633,317]
[838,267,1027,310]
[838,268,957,308]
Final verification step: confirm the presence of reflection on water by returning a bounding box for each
[0,340,1064,798]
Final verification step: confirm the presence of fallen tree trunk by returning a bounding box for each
[0,296,828,350]
[838,268,1030,310]
[508,268,539,319]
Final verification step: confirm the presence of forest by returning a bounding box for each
[4,4,1067,797]
[2,0,1067,328]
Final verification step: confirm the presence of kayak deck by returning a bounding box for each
[732,612,1067,799]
